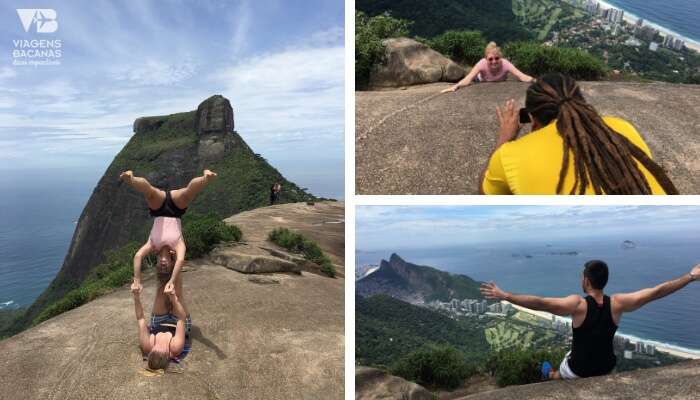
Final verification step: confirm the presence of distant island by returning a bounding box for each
[622,240,637,249]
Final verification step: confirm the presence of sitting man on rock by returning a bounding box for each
[481,260,700,380]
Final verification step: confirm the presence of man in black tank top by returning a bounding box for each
[481,260,700,380]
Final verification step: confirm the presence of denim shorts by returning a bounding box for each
[150,313,192,335]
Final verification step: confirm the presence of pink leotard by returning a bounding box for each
[149,216,182,250]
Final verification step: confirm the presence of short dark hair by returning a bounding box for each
[584,260,609,289]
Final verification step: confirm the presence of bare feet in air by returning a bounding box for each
[203,169,218,182]
[119,170,133,183]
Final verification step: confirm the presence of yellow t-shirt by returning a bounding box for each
[482,117,666,195]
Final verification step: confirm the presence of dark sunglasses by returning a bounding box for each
[487,56,500,61]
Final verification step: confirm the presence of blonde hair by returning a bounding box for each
[147,349,170,371]
[484,41,502,58]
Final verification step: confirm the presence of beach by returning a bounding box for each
[593,0,700,52]
[503,300,700,360]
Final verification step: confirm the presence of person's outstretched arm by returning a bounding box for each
[133,241,154,288]
[132,282,151,352]
[164,238,186,294]
[481,281,581,316]
[505,60,535,83]
[165,289,187,355]
[613,264,700,313]
[441,63,481,93]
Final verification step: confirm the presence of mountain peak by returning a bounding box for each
[195,94,234,136]
[388,253,404,264]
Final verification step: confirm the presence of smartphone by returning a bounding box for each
[519,108,531,124]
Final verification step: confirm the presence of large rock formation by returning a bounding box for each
[0,202,344,400]
[356,253,482,303]
[369,38,466,89]
[10,95,314,334]
[356,366,434,400]
[356,81,700,194]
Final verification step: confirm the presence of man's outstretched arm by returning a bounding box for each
[613,264,700,313]
[481,281,581,316]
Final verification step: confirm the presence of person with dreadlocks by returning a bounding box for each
[480,73,678,195]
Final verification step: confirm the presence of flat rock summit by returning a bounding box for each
[357,360,700,400]
[356,81,700,194]
[0,202,344,400]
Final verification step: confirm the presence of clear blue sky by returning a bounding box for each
[357,206,700,251]
[0,0,344,198]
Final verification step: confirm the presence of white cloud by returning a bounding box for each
[112,59,197,86]
[0,67,17,80]
[0,97,16,108]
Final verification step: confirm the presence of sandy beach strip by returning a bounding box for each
[502,300,700,360]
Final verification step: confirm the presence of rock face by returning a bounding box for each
[0,202,344,400]
[356,81,700,194]
[195,95,235,164]
[10,95,314,334]
[369,37,466,88]
[210,202,345,277]
[195,94,234,135]
[356,367,434,400]
[456,359,700,400]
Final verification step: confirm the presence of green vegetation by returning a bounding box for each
[426,30,487,65]
[33,241,144,326]
[183,212,242,258]
[391,345,477,390]
[503,41,607,80]
[485,347,567,386]
[357,0,532,43]
[355,11,412,89]
[356,295,489,368]
[512,0,584,41]
[0,308,25,339]
[32,214,241,327]
[355,3,606,87]
[268,228,336,277]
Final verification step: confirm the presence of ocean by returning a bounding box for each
[0,168,99,310]
[597,0,700,44]
[357,234,700,353]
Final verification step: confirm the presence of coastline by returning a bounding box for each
[592,0,700,52]
[503,301,700,360]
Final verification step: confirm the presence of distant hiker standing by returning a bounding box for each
[481,260,700,380]
[270,182,282,205]
[440,42,535,93]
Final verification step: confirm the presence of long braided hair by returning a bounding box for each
[525,73,677,195]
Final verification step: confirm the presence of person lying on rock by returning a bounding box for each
[440,42,535,93]
[479,73,678,194]
[132,278,191,370]
[120,169,217,297]
[481,260,700,380]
